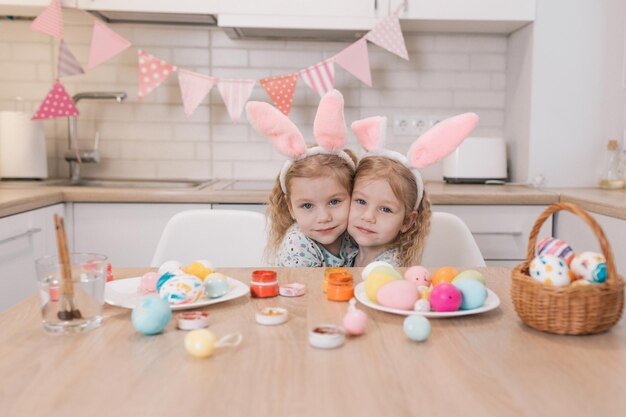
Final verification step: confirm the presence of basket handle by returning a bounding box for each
[525,202,618,284]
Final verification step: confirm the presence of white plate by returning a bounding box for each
[354,282,500,318]
[105,277,249,311]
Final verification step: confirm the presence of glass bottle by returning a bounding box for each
[598,140,625,189]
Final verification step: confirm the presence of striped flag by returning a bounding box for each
[57,40,84,78]
[178,69,216,118]
[300,60,335,97]
[217,79,256,123]
[30,0,63,39]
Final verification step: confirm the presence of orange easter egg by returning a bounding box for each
[431,267,459,286]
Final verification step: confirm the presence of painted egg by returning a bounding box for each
[570,252,607,283]
[414,299,431,312]
[529,255,570,287]
[452,269,486,285]
[536,237,575,266]
[137,271,159,295]
[429,283,462,312]
[159,274,205,305]
[343,299,367,336]
[403,315,431,342]
[158,260,184,276]
[204,275,229,298]
[206,272,228,281]
[453,279,487,310]
[185,329,217,358]
[184,261,213,280]
[156,272,176,293]
[431,266,459,286]
[377,280,419,310]
[131,296,172,335]
[404,265,431,287]
[365,271,397,303]
[361,261,394,281]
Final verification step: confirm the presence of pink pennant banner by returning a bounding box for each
[137,50,177,100]
[366,13,409,60]
[217,79,256,123]
[30,0,63,39]
[57,40,85,78]
[334,38,372,87]
[178,69,216,118]
[32,80,79,120]
[87,20,132,69]
[259,73,298,116]
[300,60,335,97]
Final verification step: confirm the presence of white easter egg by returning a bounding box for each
[529,255,570,287]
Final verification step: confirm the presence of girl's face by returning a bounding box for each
[287,176,350,248]
[348,177,413,250]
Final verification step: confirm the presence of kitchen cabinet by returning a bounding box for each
[390,0,535,33]
[0,0,76,15]
[434,205,552,268]
[556,211,626,275]
[71,203,210,268]
[0,203,64,312]
[77,0,218,14]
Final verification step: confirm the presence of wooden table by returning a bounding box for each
[1,268,624,417]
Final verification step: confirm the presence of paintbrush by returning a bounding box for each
[54,214,82,320]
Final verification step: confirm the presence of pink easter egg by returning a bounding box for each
[138,271,160,295]
[343,309,368,335]
[429,283,462,312]
[404,265,431,287]
[377,280,419,311]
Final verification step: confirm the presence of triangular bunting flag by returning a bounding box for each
[334,38,372,87]
[178,69,216,118]
[87,20,132,69]
[32,80,79,120]
[365,13,409,60]
[259,73,298,116]
[217,79,256,123]
[137,50,178,100]
[300,60,335,97]
[30,0,63,39]
[57,40,85,78]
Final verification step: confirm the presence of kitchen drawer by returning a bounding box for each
[434,205,553,261]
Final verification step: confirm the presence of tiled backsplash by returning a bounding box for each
[0,10,507,181]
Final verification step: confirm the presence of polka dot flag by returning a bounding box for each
[32,80,79,120]
[365,13,409,60]
[259,73,298,116]
[137,50,178,100]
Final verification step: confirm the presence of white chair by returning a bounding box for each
[421,212,486,267]
[151,209,268,267]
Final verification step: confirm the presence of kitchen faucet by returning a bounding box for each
[66,92,127,183]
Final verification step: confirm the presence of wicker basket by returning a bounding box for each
[511,202,625,335]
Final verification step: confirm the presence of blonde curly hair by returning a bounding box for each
[265,150,357,261]
[354,156,432,266]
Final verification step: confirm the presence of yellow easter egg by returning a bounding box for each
[185,329,217,358]
[369,265,403,280]
[365,271,397,303]
[184,262,212,280]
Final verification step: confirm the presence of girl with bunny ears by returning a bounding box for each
[349,113,479,267]
[245,90,358,267]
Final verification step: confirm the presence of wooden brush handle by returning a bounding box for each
[54,214,74,296]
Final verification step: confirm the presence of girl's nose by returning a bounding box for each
[361,207,376,223]
[318,207,332,223]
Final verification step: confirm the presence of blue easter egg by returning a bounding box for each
[453,279,487,310]
[403,315,431,342]
[204,276,229,298]
[131,296,172,335]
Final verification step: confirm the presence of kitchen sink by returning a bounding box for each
[40,178,217,189]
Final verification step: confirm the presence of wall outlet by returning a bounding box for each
[393,115,429,136]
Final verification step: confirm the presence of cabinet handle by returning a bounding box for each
[0,228,42,246]
[374,0,378,11]
[472,231,523,236]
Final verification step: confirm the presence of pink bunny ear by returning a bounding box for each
[313,89,347,151]
[245,101,306,159]
[351,116,386,151]
[407,112,479,169]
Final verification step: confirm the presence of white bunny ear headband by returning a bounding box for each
[245,90,355,193]
[351,113,479,209]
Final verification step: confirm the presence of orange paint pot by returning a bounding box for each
[327,272,354,302]
[250,270,279,298]
[323,267,348,293]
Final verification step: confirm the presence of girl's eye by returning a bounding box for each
[355,198,366,205]
[329,199,341,206]
[301,203,313,209]
[381,207,393,214]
